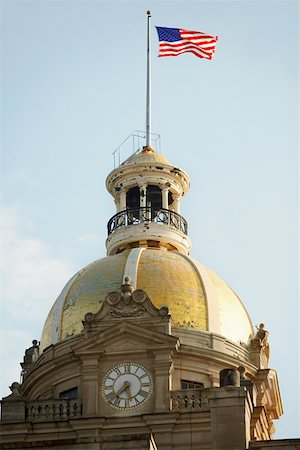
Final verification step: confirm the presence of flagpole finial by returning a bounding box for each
[147,10,151,16]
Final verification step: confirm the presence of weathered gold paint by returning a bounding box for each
[40,305,54,350]
[137,250,207,330]
[124,150,170,165]
[206,269,254,343]
[40,249,254,349]
[61,251,129,339]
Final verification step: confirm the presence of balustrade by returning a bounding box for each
[170,389,208,410]
[26,399,81,422]
[107,207,188,236]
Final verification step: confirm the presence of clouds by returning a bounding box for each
[0,205,75,396]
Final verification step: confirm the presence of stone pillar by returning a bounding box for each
[140,185,147,208]
[119,189,126,211]
[162,187,169,210]
[208,386,253,450]
[81,356,99,417]
[173,194,180,214]
[153,353,173,412]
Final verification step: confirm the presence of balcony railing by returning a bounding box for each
[171,389,209,410]
[26,399,82,422]
[107,208,188,236]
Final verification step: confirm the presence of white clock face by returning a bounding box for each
[102,362,153,410]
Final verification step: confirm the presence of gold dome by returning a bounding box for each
[122,146,170,166]
[40,248,254,352]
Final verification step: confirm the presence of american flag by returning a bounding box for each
[156,26,218,60]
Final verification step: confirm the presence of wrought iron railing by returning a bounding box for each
[107,208,188,236]
[26,399,82,422]
[170,389,209,410]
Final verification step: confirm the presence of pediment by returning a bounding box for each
[81,277,172,337]
[72,321,179,355]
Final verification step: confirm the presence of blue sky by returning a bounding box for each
[1,0,299,438]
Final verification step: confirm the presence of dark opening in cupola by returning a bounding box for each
[146,185,162,210]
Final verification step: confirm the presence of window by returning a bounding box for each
[59,387,78,399]
[181,380,204,390]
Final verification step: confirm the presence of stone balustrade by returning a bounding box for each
[26,399,81,422]
[170,389,209,410]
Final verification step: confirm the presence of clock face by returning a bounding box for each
[102,362,153,410]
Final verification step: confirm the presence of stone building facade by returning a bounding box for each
[1,146,299,450]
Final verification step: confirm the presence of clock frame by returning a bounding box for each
[102,362,153,411]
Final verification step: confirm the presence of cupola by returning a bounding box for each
[105,145,191,255]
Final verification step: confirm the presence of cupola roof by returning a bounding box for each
[122,146,170,166]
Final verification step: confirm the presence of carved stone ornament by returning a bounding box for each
[84,277,169,324]
[105,278,149,318]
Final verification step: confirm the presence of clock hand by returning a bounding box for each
[125,383,132,399]
[115,381,130,397]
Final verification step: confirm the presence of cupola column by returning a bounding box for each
[139,185,147,208]
[119,189,126,212]
[173,194,180,214]
[162,187,169,209]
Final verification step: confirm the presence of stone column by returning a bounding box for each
[80,356,100,417]
[162,187,169,210]
[119,189,126,212]
[153,352,173,412]
[172,194,180,214]
[140,185,147,208]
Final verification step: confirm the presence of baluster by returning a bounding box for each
[39,404,45,420]
[44,404,50,419]
[73,401,78,417]
[27,405,33,420]
[66,401,71,417]
[171,394,177,410]
[52,403,57,420]
[185,394,191,408]
[59,402,65,419]
[178,394,185,409]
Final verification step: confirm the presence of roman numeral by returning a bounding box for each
[139,389,148,398]
[130,397,137,407]
[106,391,115,401]
[132,366,139,374]
[112,397,121,407]
[123,364,130,373]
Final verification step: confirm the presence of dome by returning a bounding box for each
[122,146,170,166]
[40,248,254,352]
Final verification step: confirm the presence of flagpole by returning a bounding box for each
[146,10,151,147]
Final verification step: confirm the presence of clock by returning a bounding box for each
[102,362,153,410]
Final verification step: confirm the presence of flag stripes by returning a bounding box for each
[156,27,218,60]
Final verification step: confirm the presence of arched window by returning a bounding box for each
[147,185,162,210]
[126,187,140,210]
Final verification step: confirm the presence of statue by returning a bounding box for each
[255,323,269,346]
[21,340,40,382]
[252,323,270,362]
[24,340,40,364]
